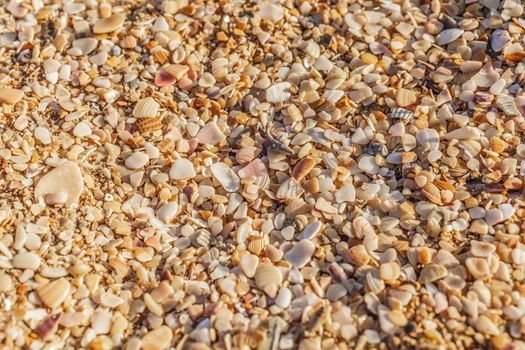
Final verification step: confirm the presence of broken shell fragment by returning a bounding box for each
[93,13,125,34]
[34,161,84,206]
[37,278,71,308]
[210,162,240,192]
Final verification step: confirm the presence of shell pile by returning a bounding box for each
[1,0,525,349]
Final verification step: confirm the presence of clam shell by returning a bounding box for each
[210,162,240,192]
[496,94,520,116]
[436,28,464,45]
[255,263,282,297]
[292,158,316,181]
[236,147,260,164]
[395,88,417,107]
[248,237,265,255]
[346,244,370,267]
[133,97,159,118]
[422,183,443,205]
[266,82,291,103]
[352,216,375,239]
[37,278,71,308]
[472,63,499,88]
[93,13,125,34]
[418,264,448,284]
[34,161,84,206]
[137,117,163,133]
[72,38,98,55]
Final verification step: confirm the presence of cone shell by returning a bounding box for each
[37,278,71,308]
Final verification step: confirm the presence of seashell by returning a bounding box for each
[119,36,137,49]
[210,162,240,192]
[93,13,125,34]
[276,177,304,200]
[365,272,385,294]
[238,159,268,179]
[43,59,61,84]
[474,315,499,336]
[37,278,71,308]
[239,254,259,277]
[395,88,417,107]
[35,161,84,206]
[236,147,260,164]
[471,63,499,88]
[436,28,464,45]
[284,239,315,268]
[156,202,179,223]
[352,216,375,239]
[72,38,98,55]
[496,94,520,116]
[264,245,283,262]
[196,121,226,145]
[141,326,173,350]
[465,257,490,280]
[458,140,481,157]
[335,183,356,203]
[257,3,284,21]
[470,241,496,258]
[266,82,292,103]
[108,258,130,278]
[255,263,283,297]
[169,158,196,180]
[248,237,265,255]
[212,58,228,79]
[380,262,400,281]
[34,313,62,339]
[391,107,413,121]
[133,97,159,118]
[193,230,211,248]
[137,117,163,133]
[504,51,525,63]
[0,87,24,104]
[292,158,316,181]
[431,250,459,267]
[151,47,170,64]
[346,244,370,267]
[422,183,443,205]
[490,29,512,52]
[418,264,448,284]
[326,284,347,301]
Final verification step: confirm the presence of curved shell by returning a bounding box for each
[133,97,159,118]
[93,13,125,34]
[352,216,375,239]
[248,237,265,255]
[284,239,315,268]
[34,161,84,206]
[255,263,282,289]
[210,162,240,192]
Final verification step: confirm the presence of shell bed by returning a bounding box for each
[1,0,525,349]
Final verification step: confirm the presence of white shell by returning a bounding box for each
[210,162,240,192]
[34,161,84,206]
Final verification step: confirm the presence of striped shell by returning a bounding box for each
[37,278,71,308]
[137,117,162,133]
[248,237,265,255]
[352,216,375,239]
[255,263,282,297]
[133,97,159,118]
[422,183,443,205]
